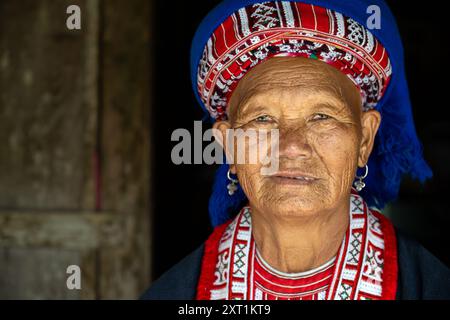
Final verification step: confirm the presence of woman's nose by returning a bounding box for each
[278,125,312,160]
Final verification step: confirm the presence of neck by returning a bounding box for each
[250,199,349,274]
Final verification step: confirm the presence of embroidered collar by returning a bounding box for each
[255,247,336,278]
[197,190,398,300]
[254,248,336,299]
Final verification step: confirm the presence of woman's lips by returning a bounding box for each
[268,171,319,185]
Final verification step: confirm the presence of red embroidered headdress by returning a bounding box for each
[196,2,392,120]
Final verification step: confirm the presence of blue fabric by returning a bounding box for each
[190,0,433,227]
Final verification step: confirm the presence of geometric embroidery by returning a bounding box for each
[233,243,247,277]
[251,3,279,31]
[215,252,229,284]
[207,189,392,300]
[364,247,383,282]
[347,233,362,265]
[240,208,251,226]
[351,197,364,212]
[368,214,382,234]
[338,283,352,300]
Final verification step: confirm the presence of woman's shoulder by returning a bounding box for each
[140,244,204,300]
[140,228,450,300]
[396,228,450,299]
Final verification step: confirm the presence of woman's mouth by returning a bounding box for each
[269,171,319,185]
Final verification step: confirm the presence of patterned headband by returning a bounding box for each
[196,1,392,120]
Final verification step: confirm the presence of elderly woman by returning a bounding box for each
[143,0,450,300]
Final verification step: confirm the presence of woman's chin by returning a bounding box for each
[262,197,326,218]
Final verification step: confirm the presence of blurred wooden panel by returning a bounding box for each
[0,210,131,299]
[0,0,152,299]
[99,0,152,298]
[0,0,98,210]
[0,211,128,250]
[0,247,86,299]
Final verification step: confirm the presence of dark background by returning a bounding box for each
[151,0,450,280]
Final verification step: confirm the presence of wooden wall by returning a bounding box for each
[0,0,152,299]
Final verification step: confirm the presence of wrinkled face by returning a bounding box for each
[214,57,380,217]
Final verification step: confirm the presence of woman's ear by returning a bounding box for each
[358,109,381,167]
[212,120,237,174]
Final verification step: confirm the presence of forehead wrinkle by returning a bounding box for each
[243,69,336,89]
[241,57,338,80]
[232,88,355,125]
[238,72,350,103]
[238,84,349,111]
[228,57,362,120]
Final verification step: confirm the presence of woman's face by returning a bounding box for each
[214,57,381,217]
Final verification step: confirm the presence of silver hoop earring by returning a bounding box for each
[354,164,369,191]
[227,169,239,196]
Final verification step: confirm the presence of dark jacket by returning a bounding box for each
[141,229,450,300]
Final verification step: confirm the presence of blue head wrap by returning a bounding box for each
[190,0,432,227]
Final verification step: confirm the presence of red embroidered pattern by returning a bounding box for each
[196,190,398,300]
[253,249,336,300]
[196,1,392,120]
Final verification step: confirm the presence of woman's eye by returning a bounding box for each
[312,113,331,121]
[255,115,272,123]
